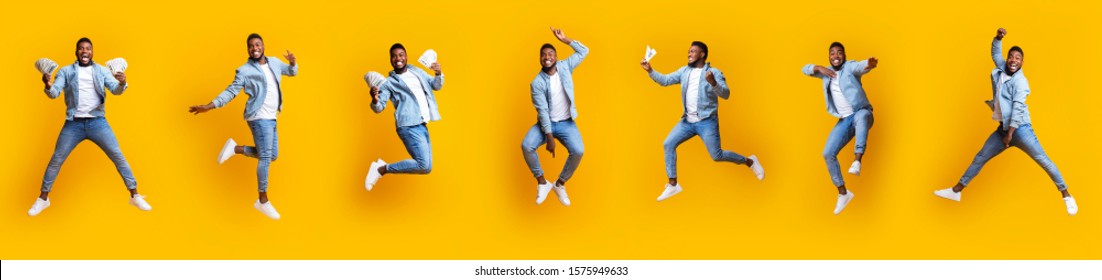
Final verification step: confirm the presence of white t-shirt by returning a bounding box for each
[548,72,571,122]
[399,71,431,123]
[992,72,1011,121]
[829,75,854,118]
[74,65,98,118]
[249,65,280,121]
[685,68,703,123]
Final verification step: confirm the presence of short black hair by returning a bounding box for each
[76,37,92,49]
[247,33,263,45]
[540,43,556,53]
[390,43,406,57]
[691,41,708,60]
[829,42,845,52]
[1008,45,1024,57]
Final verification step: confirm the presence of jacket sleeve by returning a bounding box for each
[212,69,245,108]
[102,67,127,95]
[802,64,823,78]
[710,68,730,100]
[1009,79,1030,129]
[430,71,444,91]
[531,81,552,134]
[281,59,298,77]
[991,37,1006,70]
[848,60,872,76]
[371,83,390,114]
[45,68,66,99]
[648,66,684,87]
[563,40,589,72]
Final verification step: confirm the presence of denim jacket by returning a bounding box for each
[371,66,444,128]
[211,57,298,120]
[648,62,731,120]
[45,61,128,120]
[989,38,1031,131]
[530,41,589,134]
[802,60,874,118]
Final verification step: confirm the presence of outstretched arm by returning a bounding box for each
[992,28,1007,69]
[642,62,684,86]
[847,57,878,76]
[191,69,245,114]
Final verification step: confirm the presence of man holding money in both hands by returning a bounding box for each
[28,37,150,216]
[188,33,297,220]
[640,41,765,202]
[522,27,588,206]
[363,43,444,191]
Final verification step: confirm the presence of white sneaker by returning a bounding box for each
[934,188,961,202]
[848,160,861,176]
[218,138,237,164]
[129,194,152,211]
[833,191,855,215]
[535,182,553,205]
[1065,196,1078,216]
[553,184,571,206]
[365,159,386,191]
[27,198,51,217]
[748,155,765,180]
[254,200,281,220]
[657,184,683,202]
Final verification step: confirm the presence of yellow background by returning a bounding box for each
[1,0,1099,259]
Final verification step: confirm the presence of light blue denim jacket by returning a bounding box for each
[211,57,298,120]
[44,61,128,120]
[648,62,731,120]
[802,60,874,118]
[989,38,1031,131]
[530,41,589,134]
[371,66,444,128]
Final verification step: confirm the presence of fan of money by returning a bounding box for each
[364,71,385,88]
[106,58,128,74]
[35,58,58,75]
[418,49,437,68]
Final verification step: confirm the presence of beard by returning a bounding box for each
[542,61,557,72]
[831,57,845,71]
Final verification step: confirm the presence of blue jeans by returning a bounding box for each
[958,124,1068,191]
[823,108,874,187]
[40,117,137,192]
[663,115,747,179]
[387,123,433,174]
[521,119,585,182]
[243,119,278,192]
